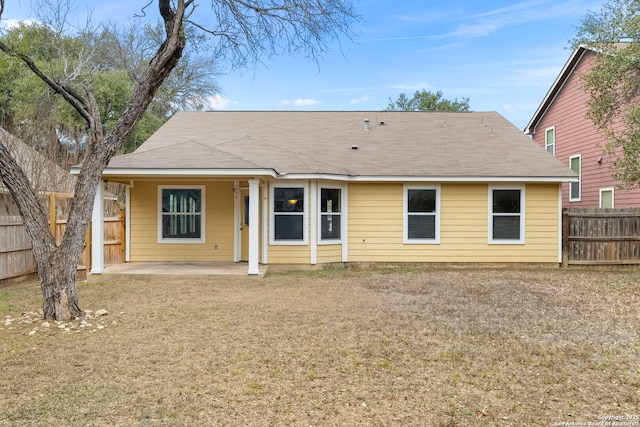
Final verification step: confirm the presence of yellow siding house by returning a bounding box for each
[83,111,577,274]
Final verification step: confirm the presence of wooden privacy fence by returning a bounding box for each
[0,215,38,281]
[0,213,125,282]
[563,207,640,267]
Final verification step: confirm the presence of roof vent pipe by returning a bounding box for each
[364,119,370,131]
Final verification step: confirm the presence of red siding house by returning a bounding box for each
[525,45,640,208]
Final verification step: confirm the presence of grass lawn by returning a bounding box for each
[1,267,639,426]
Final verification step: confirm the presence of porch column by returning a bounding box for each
[125,184,131,262]
[248,179,260,275]
[91,180,104,274]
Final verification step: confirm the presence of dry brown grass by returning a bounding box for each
[1,267,639,426]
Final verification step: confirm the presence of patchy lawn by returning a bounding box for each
[1,267,639,426]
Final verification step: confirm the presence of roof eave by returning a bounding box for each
[94,167,577,183]
[82,167,279,178]
[524,46,588,135]
[282,174,577,183]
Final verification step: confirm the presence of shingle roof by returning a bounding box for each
[104,110,576,181]
[1,127,75,193]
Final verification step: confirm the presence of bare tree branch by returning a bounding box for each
[0,42,93,124]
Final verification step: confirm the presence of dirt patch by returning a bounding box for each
[1,267,639,426]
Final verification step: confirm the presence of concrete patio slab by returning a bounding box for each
[87,262,267,281]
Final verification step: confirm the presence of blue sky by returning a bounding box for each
[1,0,605,130]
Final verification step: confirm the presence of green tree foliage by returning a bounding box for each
[0,21,219,164]
[573,0,640,187]
[386,90,470,112]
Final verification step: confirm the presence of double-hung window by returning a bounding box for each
[569,154,581,201]
[159,186,205,243]
[600,188,614,208]
[272,185,307,244]
[489,186,524,244]
[545,127,555,155]
[320,188,342,242]
[404,185,440,244]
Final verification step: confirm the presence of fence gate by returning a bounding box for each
[562,208,640,266]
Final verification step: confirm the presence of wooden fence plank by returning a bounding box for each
[0,213,124,282]
[563,207,640,267]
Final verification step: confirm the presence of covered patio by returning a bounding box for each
[87,262,267,281]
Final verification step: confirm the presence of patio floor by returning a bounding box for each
[87,262,267,281]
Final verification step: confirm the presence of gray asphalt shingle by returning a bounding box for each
[105,111,576,180]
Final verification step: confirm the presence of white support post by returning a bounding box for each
[125,184,131,262]
[248,179,260,275]
[233,180,240,263]
[310,180,317,265]
[342,184,349,263]
[261,182,268,265]
[91,181,104,274]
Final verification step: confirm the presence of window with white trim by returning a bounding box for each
[271,185,307,244]
[545,127,555,155]
[600,188,614,208]
[569,155,581,201]
[404,185,440,244]
[489,186,524,244]
[319,187,342,242]
[158,186,205,243]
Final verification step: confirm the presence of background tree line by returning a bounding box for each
[0,19,218,168]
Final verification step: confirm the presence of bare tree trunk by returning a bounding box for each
[0,128,82,319]
[39,249,82,319]
[0,0,187,321]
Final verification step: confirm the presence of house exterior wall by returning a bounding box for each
[267,244,312,264]
[129,180,235,262]
[128,179,561,265]
[316,245,342,264]
[531,50,640,207]
[346,182,560,264]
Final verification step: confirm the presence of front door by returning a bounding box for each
[240,190,250,261]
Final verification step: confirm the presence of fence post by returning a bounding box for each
[49,192,56,236]
[562,208,569,268]
[85,222,92,273]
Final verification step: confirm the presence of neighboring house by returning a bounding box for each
[0,128,75,215]
[83,111,576,275]
[525,44,640,208]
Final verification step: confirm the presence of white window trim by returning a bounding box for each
[158,185,206,244]
[270,182,309,246]
[599,187,615,208]
[318,184,345,245]
[488,185,525,245]
[403,184,441,244]
[569,154,581,202]
[545,126,555,156]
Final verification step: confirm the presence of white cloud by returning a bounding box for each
[390,10,446,24]
[207,95,235,110]
[377,1,604,42]
[388,82,433,91]
[1,19,38,30]
[277,98,322,107]
[349,95,372,105]
[471,0,550,19]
